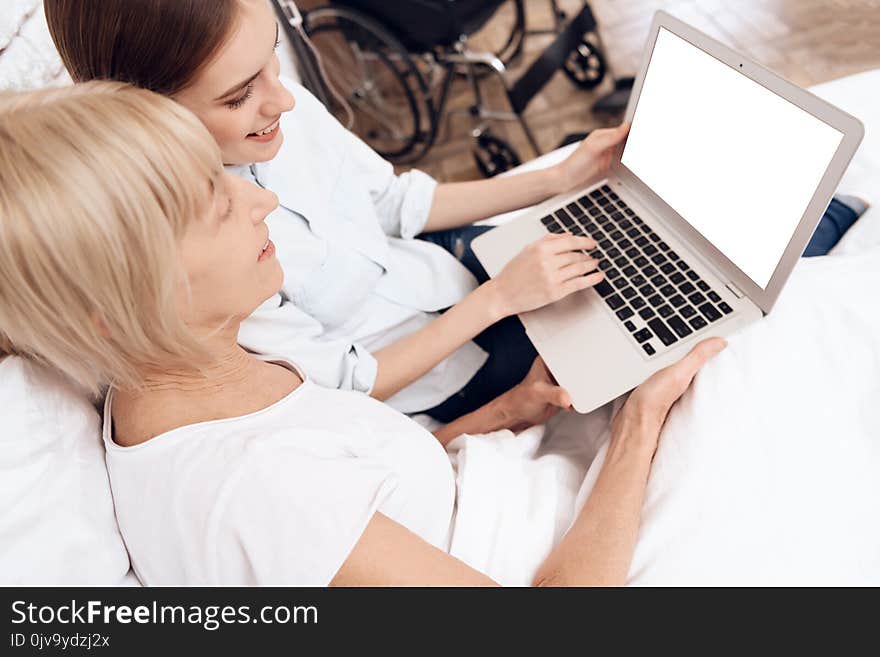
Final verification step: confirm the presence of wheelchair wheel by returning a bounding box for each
[472,131,521,178]
[562,35,606,90]
[303,6,436,163]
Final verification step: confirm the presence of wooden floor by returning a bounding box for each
[405,0,880,182]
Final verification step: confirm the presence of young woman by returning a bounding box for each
[45,0,634,422]
[0,82,725,585]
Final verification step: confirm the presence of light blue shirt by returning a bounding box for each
[236,80,487,412]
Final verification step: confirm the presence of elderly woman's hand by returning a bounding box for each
[613,337,728,456]
[551,123,630,194]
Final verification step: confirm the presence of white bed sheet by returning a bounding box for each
[445,69,880,586]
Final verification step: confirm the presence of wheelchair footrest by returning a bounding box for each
[507,3,599,114]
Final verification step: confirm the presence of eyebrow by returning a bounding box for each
[213,24,280,101]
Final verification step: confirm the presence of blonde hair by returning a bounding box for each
[0,81,223,396]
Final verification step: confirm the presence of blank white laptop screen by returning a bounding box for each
[620,27,844,288]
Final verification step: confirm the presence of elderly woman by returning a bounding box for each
[0,82,724,585]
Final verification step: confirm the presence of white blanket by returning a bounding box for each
[447,70,880,586]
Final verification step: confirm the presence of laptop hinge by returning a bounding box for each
[725,282,746,299]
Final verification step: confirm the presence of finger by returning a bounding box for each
[560,270,605,295]
[544,234,597,254]
[536,382,571,409]
[558,258,599,281]
[555,250,595,268]
[673,337,728,384]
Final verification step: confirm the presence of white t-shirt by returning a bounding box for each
[102,359,456,586]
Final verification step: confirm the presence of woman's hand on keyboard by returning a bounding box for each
[488,233,603,317]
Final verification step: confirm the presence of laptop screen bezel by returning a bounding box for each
[610,12,864,313]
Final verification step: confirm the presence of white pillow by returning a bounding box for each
[0,356,135,585]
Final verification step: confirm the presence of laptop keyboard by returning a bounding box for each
[539,184,733,357]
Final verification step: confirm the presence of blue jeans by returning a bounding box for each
[417,200,859,421]
[802,198,860,257]
[418,225,538,423]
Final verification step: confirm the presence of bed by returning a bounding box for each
[1,3,878,586]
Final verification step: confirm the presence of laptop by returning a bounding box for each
[472,11,864,414]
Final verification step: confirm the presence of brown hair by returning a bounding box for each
[45,0,239,96]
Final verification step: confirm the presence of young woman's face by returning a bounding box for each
[175,0,295,166]
[178,173,283,331]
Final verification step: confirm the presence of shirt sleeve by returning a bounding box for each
[215,443,398,585]
[343,132,438,238]
[238,294,378,394]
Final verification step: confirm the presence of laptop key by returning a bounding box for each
[619,219,633,230]
[648,294,664,308]
[621,286,637,300]
[610,211,624,222]
[605,294,624,310]
[589,189,603,200]
[625,208,635,217]
[658,304,674,318]
[680,305,696,318]
[635,236,649,247]
[677,260,690,271]
[679,281,696,295]
[599,239,613,250]
[609,191,619,200]
[668,315,693,338]
[626,227,641,239]
[617,306,635,321]
[639,307,656,321]
[650,274,667,287]
[687,270,700,281]
[647,318,678,346]
[669,294,686,308]
[549,222,566,234]
[698,302,722,322]
[588,206,602,217]
[660,262,677,275]
[638,284,655,297]
[634,256,649,268]
[719,302,733,314]
[633,328,653,343]
[618,238,633,249]
[624,320,636,332]
[540,215,555,226]
[614,256,629,269]
[593,280,614,297]
[570,224,585,236]
[642,343,656,356]
[688,292,706,306]
[649,232,661,243]
[642,265,658,277]
[697,280,710,291]
[606,267,620,279]
[613,277,629,290]
[668,251,680,262]
[606,246,621,258]
[660,284,676,297]
[670,272,686,285]
[708,291,722,303]
[643,244,658,256]
[625,247,640,259]
[658,241,670,252]
[689,316,708,331]
[567,202,584,217]
[630,297,646,310]
[601,184,612,193]
[623,265,638,278]
[631,274,646,287]
[610,230,624,241]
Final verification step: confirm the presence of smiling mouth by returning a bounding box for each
[248,118,280,139]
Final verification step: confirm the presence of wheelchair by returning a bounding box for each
[273,0,631,176]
